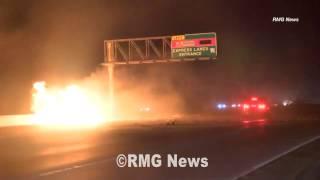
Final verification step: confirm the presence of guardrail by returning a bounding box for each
[0,114,33,127]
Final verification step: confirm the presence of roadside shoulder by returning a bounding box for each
[238,138,320,180]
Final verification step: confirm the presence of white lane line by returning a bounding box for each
[39,157,114,177]
[231,134,320,180]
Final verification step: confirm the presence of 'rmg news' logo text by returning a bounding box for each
[116,154,208,168]
[272,17,299,22]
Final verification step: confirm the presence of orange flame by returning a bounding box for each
[31,81,111,128]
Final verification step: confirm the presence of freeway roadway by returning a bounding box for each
[1,117,320,180]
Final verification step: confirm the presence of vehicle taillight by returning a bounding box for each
[258,104,266,110]
[243,104,250,109]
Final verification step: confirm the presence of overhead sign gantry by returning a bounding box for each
[103,32,217,65]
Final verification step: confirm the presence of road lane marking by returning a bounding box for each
[37,124,249,177]
[39,157,114,177]
[38,123,306,178]
[231,135,320,180]
[40,143,94,156]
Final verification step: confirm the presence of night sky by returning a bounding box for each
[0,0,318,114]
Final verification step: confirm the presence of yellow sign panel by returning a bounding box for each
[171,35,185,41]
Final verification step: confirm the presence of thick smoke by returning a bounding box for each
[1,0,190,117]
[0,0,112,114]
[77,65,187,121]
[1,0,314,116]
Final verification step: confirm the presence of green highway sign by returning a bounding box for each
[171,32,217,59]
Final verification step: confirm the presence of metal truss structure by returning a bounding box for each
[103,35,213,65]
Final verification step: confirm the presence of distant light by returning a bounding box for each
[282,100,293,106]
[258,104,266,110]
[140,107,151,112]
[251,97,258,101]
[217,103,227,109]
[237,104,241,107]
[231,104,236,108]
[243,104,250,109]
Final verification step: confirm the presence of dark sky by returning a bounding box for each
[0,0,319,114]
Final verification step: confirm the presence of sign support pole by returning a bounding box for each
[106,42,114,118]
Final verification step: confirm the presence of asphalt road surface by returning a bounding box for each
[1,117,320,180]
